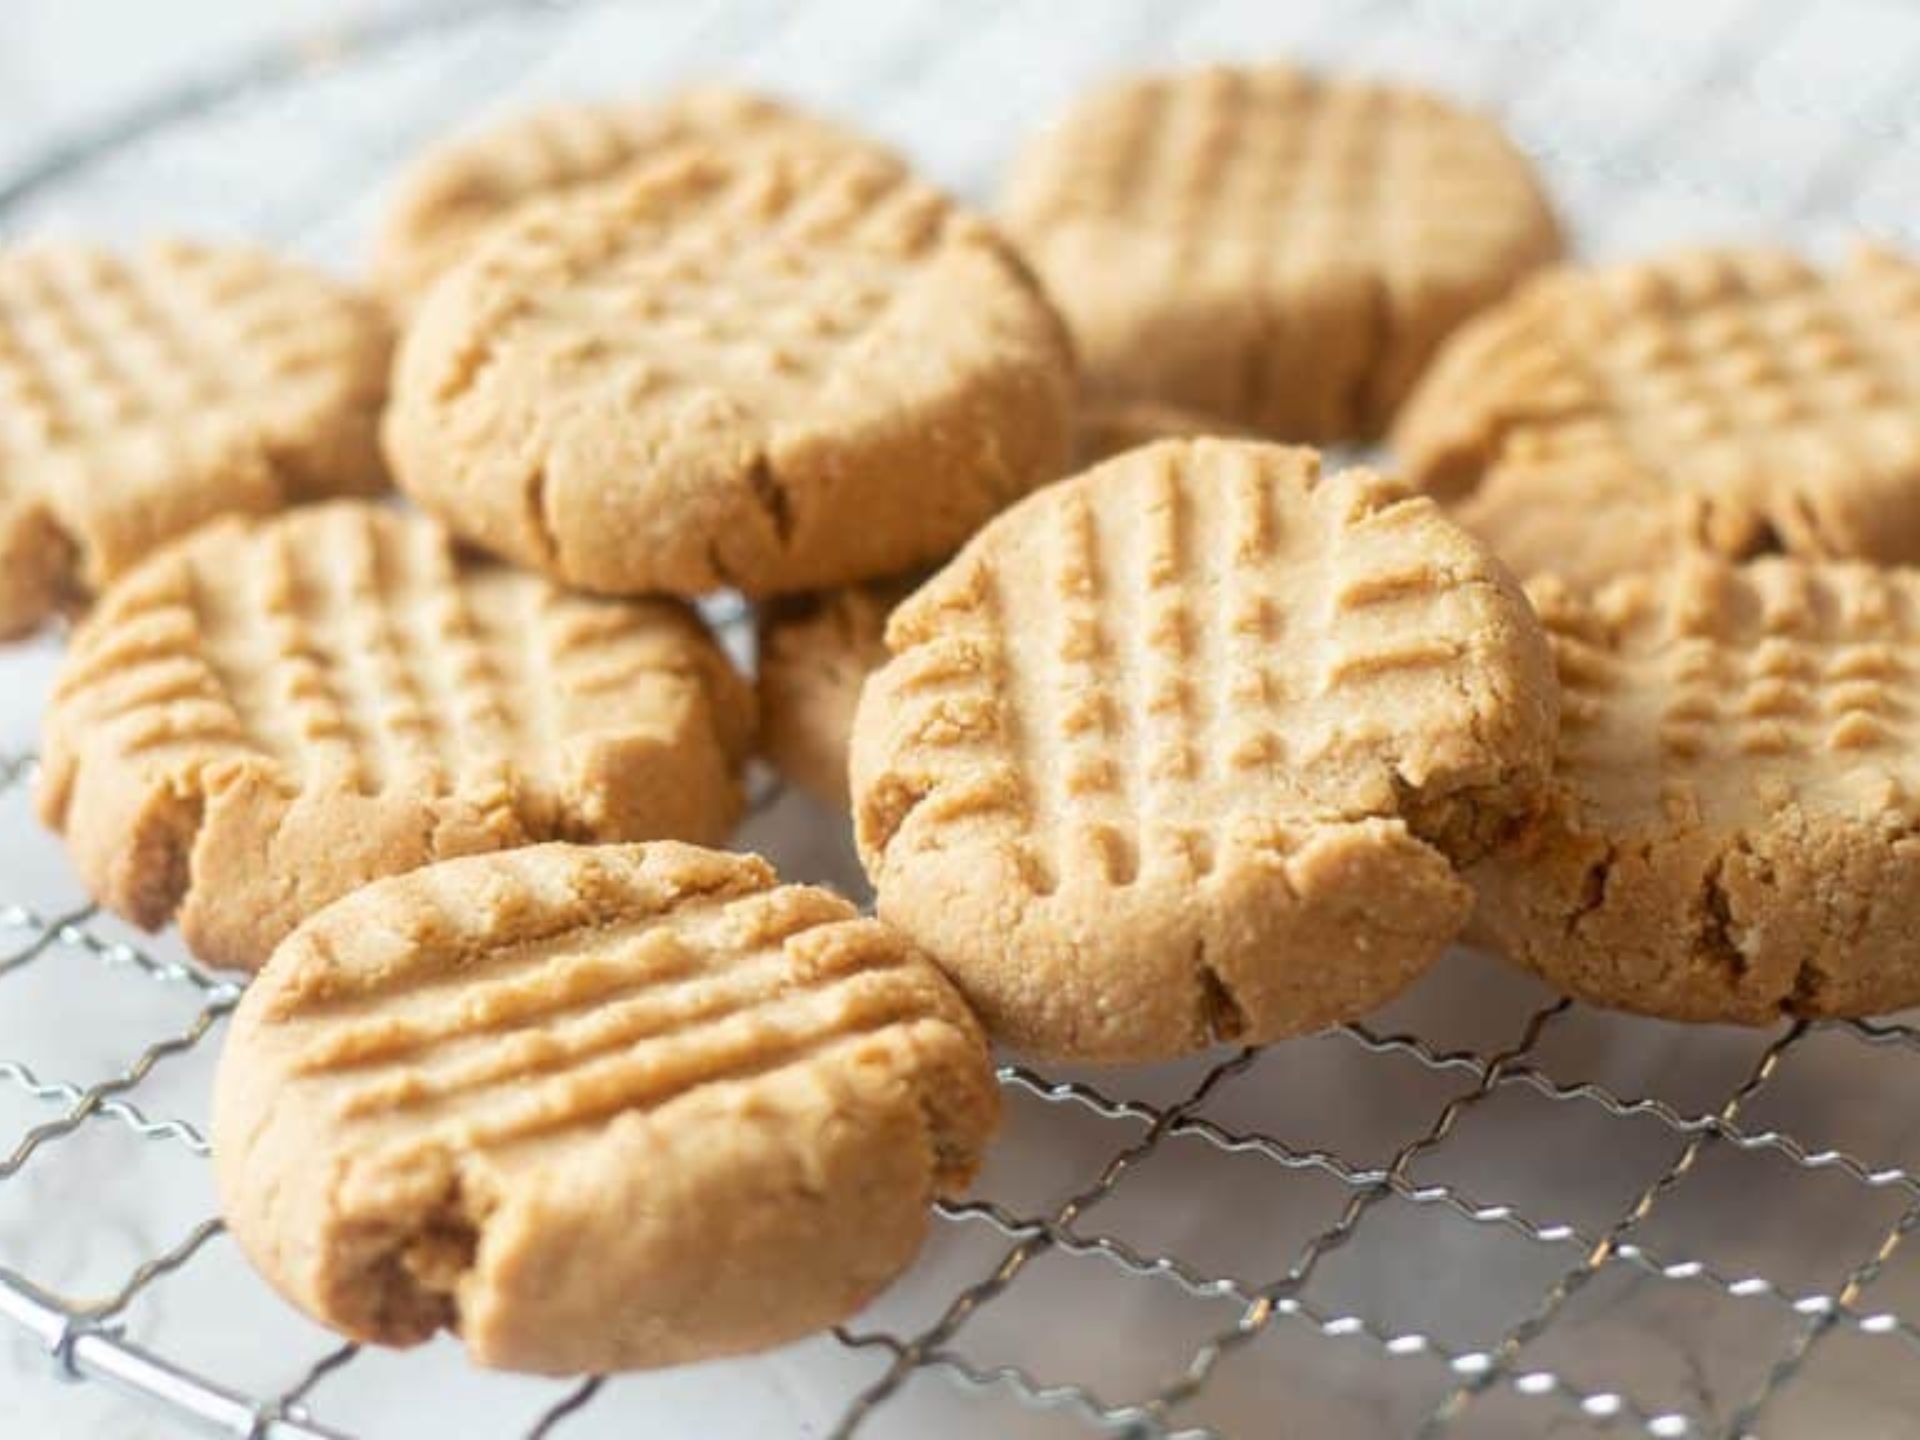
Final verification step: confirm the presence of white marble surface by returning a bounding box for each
[4,3,1920,1438]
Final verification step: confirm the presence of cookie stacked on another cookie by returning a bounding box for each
[1004,63,1561,442]
[1396,245,1920,587]
[850,439,1559,1061]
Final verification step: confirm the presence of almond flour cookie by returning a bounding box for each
[374,88,895,307]
[758,576,914,810]
[214,841,998,1374]
[1470,557,1920,1023]
[385,143,1076,599]
[0,240,390,637]
[1395,246,1920,587]
[850,440,1559,1062]
[1002,64,1561,444]
[38,503,753,971]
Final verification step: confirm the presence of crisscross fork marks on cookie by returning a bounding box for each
[0,242,382,470]
[1004,65,1560,440]
[1400,248,1920,578]
[854,441,1555,1060]
[440,149,928,427]
[391,134,1074,599]
[276,854,933,1160]
[39,503,753,969]
[1543,560,1920,832]
[112,507,523,798]
[0,240,389,637]
[373,89,896,304]
[0,249,231,449]
[1566,252,1917,485]
[1027,67,1526,273]
[1472,556,1920,1022]
[860,561,1038,882]
[214,843,997,1373]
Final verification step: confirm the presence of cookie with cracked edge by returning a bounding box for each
[37,502,754,971]
[1469,556,1920,1022]
[384,141,1077,599]
[374,87,901,308]
[1002,63,1561,444]
[849,439,1560,1062]
[1394,246,1920,587]
[212,841,999,1374]
[0,240,390,638]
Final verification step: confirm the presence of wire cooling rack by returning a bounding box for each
[5,1,1920,1436]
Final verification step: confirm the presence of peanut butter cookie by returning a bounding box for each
[851,440,1558,1062]
[1003,64,1560,443]
[214,842,998,1373]
[1470,556,1920,1021]
[39,503,753,970]
[386,143,1076,598]
[0,240,389,636]
[1396,246,1920,586]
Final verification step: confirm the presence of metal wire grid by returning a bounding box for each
[3,0,1920,1435]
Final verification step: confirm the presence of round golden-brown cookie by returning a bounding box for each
[1470,556,1920,1022]
[757,576,915,810]
[38,502,754,971]
[213,841,999,1374]
[0,240,390,637]
[385,142,1076,598]
[849,439,1559,1062]
[374,88,896,307]
[1395,246,1920,587]
[1002,64,1561,443]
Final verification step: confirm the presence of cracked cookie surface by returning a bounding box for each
[1395,246,1920,587]
[0,240,390,637]
[213,841,998,1373]
[37,502,754,971]
[1469,556,1920,1022]
[1002,63,1561,443]
[384,142,1076,598]
[849,440,1559,1062]
[374,88,898,308]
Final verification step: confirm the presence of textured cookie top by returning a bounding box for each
[1532,557,1920,834]
[39,503,753,969]
[1396,247,1920,580]
[758,576,912,810]
[1002,63,1560,438]
[386,142,1075,597]
[214,842,997,1371]
[1470,555,1920,1022]
[850,440,1558,1059]
[0,240,390,634]
[375,88,890,304]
